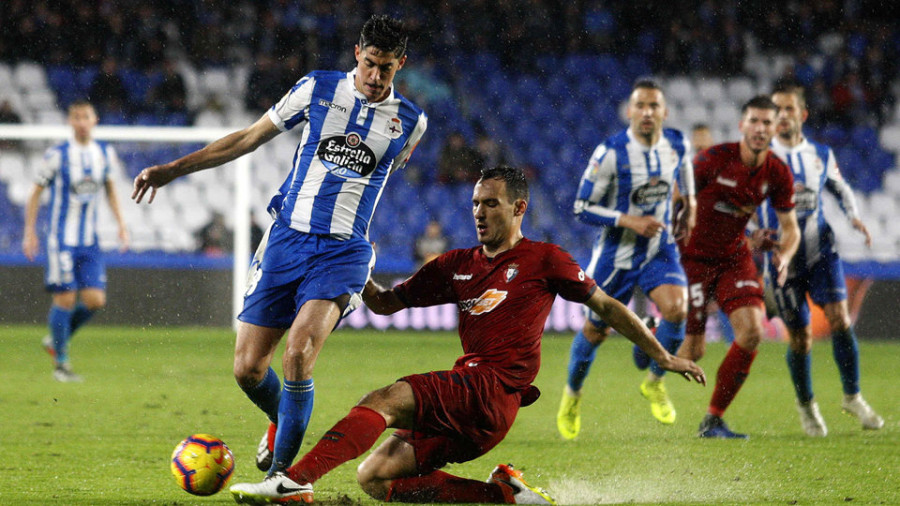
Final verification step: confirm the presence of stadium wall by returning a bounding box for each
[2,263,897,340]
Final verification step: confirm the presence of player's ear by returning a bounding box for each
[514,199,527,216]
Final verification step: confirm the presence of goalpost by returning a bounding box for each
[0,123,252,326]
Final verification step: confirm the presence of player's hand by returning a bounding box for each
[22,230,39,261]
[132,164,177,204]
[671,198,696,242]
[749,229,779,251]
[851,218,872,248]
[621,214,665,238]
[771,250,789,286]
[660,355,706,386]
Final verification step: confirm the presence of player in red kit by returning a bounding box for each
[678,96,801,439]
[230,166,706,504]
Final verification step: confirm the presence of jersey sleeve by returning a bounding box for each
[389,111,427,174]
[768,157,796,211]
[573,143,621,227]
[821,146,861,221]
[34,146,62,187]
[544,244,596,303]
[103,144,125,183]
[267,74,315,132]
[678,138,696,197]
[392,249,459,308]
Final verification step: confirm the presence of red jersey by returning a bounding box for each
[681,142,794,259]
[393,238,596,390]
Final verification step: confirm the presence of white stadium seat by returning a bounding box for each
[13,61,48,91]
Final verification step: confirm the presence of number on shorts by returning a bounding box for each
[689,282,704,308]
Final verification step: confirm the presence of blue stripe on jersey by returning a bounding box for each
[610,132,632,214]
[53,143,71,247]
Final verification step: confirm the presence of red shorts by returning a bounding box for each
[393,364,522,474]
[682,252,764,335]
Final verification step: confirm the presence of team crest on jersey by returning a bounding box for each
[316,133,377,178]
[386,117,403,139]
[793,183,818,215]
[505,263,519,282]
[631,178,670,209]
[459,288,508,315]
[72,176,100,202]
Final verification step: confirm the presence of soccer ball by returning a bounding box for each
[170,434,235,496]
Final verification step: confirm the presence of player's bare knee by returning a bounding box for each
[357,459,390,500]
[233,358,267,388]
[582,322,609,344]
[656,300,687,324]
[788,329,813,354]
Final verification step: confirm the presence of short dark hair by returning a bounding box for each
[67,99,94,113]
[771,81,808,108]
[741,95,777,115]
[359,15,408,58]
[692,123,710,131]
[480,165,529,203]
[632,79,663,93]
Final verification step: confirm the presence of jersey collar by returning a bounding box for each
[346,69,396,105]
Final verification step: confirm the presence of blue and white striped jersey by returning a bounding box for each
[36,139,118,249]
[575,127,694,270]
[266,69,427,240]
[758,137,860,268]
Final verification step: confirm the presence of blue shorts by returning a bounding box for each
[238,222,374,329]
[585,244,686,328]
[45,244,106,293]
[766,249,846,330]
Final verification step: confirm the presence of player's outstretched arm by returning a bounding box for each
[772,209,801,286]
[105,179,130,252]
[362,279,408,315]
[584,289,706,385]
[132,114,281,203]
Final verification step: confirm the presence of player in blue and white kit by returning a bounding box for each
[755,84,882,436]
[557,80,697,437]
[23,99,130,383]
[132,15,427,482]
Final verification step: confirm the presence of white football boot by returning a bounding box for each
[796,399,827,437]
[230,472,313,504]
[842,393,884,430]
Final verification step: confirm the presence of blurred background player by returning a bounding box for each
[22,99,130,382]
[679,96,800,439]
[691,123,716,154]
[755,83,882,436]
[132,15,427,478]
[230,166,706,504]
[557,80,696,436]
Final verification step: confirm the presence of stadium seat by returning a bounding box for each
[0,63,12,89]
[13,61,48,91]
[695,79,725,106]
[725,77,756,104]
[665,77,695,106]
[0,152,27,184]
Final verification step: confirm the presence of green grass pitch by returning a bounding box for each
[1,324,898,505]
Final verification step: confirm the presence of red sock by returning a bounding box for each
[386,470,512,504]
[709,342,757,417]
[287,406,386,485]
